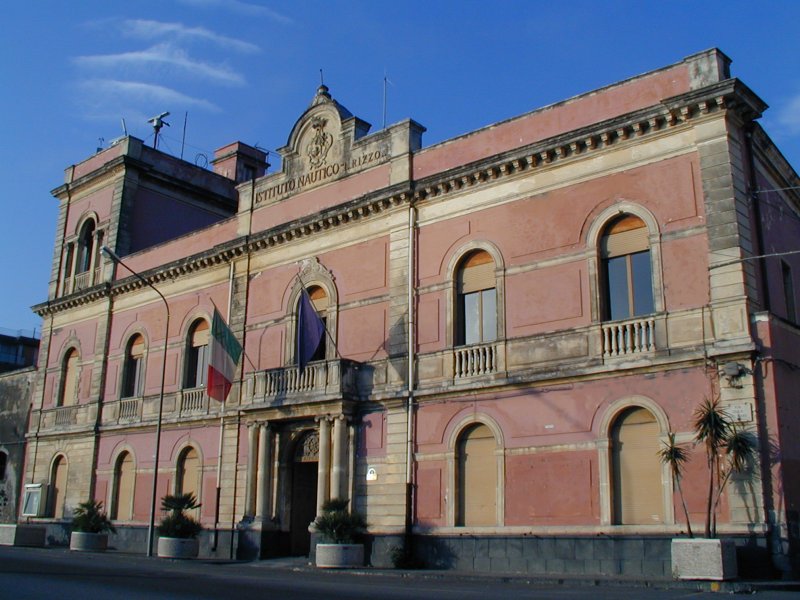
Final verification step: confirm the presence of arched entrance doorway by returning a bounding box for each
[290,430,318,556]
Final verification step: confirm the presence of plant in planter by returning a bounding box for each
[313,498,368,568]
[157,493,202,559]
[70,499,116,552]
[662,396,756,580]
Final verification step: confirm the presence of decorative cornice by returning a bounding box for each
[35,79,760,317]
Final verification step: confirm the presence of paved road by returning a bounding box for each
[0,546,797,599]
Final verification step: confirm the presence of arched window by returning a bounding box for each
[76,219,96,274]
[185,320,209,389]
[58,348,79,407]
[297,286,328,364]
[611,407,664,525]
[50,455,68,518]
[0,451,7,481]
[600,215,654,321]
[456,423,497,526]
[456,250,497,346]
[121,334,145,398]
[111,451,134,521]
[176,447,201,502]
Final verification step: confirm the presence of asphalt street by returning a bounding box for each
[0,546,798,599]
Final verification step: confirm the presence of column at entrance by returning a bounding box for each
[330,414,349,502]
[255,423,273,522]
[244,423,258,518]
[315,416,331,517]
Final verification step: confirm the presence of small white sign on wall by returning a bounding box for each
[366,467,377,482]
[726,402,753,423]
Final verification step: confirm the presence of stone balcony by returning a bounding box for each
[37,403,98,433]
[243,359,362,407]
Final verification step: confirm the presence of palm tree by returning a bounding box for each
[658,432,693,538]
[693,396,756,538]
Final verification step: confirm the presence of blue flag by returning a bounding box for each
[296,288,325,372]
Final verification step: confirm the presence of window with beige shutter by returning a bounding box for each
[177,447,201,515]
[50,455,68,519]
[600,216,654,321]
[456,251,497,346]
[456,423,497,526]
[611,407,664,525]
[59,348,79,407]
[112,451,134,521]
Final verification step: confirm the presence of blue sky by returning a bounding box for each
[2,1,799,334]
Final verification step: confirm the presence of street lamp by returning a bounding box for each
[101,246,170,557]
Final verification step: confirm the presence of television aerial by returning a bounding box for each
[147,112,170,149]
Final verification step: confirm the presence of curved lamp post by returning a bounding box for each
[101,246,170,557]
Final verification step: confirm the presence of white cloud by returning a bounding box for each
[74,43,245,86]
[777,93,800,134]
[176,0,293,24]
[77,79,220,113]
[122,19,260,54]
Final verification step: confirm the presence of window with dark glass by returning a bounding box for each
[782,261,796,323]
[122,335,145,398]
[0,452,7,481]
[600,216,654,321]
[185,320,209,388]
[76,220,96,274]
[456,251,497,346]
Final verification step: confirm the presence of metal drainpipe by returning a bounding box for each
[405,200,416,545]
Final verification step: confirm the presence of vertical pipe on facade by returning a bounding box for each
[405,200,416,542]
[29,178,73,487]
[227,175,256,559]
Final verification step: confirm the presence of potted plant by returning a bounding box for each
[157,492,203,559]
[70,499,116,552]
[314,498,368,568]
[661,396,756,580]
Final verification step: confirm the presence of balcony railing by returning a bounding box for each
[180,387,207,414]
[118,397,141,421]
[54,406,77,426]
[454,342,500,379]
[601,316,656,357]
[246,359,360,406]
[69,268,100,294]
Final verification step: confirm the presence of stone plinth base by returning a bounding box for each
[0,524,46,547]
[671,538,738,580]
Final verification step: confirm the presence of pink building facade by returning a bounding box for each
[24,49,800,577]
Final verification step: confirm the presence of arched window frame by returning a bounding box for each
[174,443,203,518]
[56,345,80,407]
[284,259,339,365]
[445,413,505,527]
[596,396,674,527]
[586,203,665,323]
[445,241,506,348]
[61,212,104,296]
[109,448,136,521]
[121,332,147,399]
[183,316,210,389]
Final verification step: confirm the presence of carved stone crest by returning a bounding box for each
[294,430,319,462]
[305,116,333,168]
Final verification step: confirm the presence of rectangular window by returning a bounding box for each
[783,261,796,323]
[631,251,654,316]
[606,256,631,321]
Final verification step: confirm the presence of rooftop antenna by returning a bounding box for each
[96,137,105,153]
[147,111,170,149]
[382,70,389,129]
[121,118,128,136]
[319,69,324,86]
[180,111,188,160]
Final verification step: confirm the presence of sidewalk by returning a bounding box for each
[242,554,800,594]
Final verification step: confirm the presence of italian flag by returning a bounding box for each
[207,309,242,402]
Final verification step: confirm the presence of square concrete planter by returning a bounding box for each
[315,543,364,568]
[157,537,199,559]
[671,538,737,580]
[70,531,109,552]
[0,524,46,547]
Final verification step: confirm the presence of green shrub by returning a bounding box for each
[314,498,367,544]
[72,499,116,534]
[158,493,202,539]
